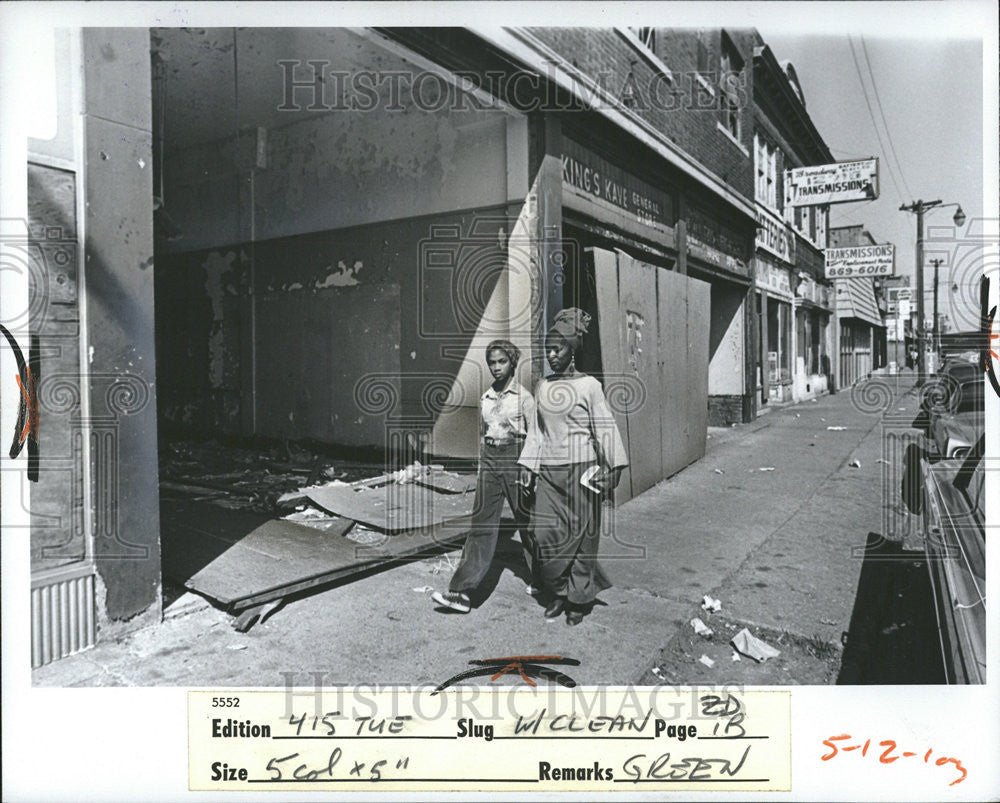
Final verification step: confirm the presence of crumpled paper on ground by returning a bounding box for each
[731,628,781,663]
[690,617,714,638]
[701,595,722,613]
[698,654,715,668]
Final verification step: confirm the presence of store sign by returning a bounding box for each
[825,244,895,278]
[755,204,794,264]
[561,137,672,227]
[785,158,879,207]
[756,260,793,298]
[687,205,750,276]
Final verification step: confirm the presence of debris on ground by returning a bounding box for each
[345,525,387,546]
[848,459,861,468]
[713,468,724,474]
[731,628,781,662]
[731,650,741,662]
[690,617,714,638]
[412,586,433,594]
[758,467,775,472]
[826,426,846,431]
[698,654,715,668]
[876,458,889,464]
[651,666,667,681]
[159,439,382,515]
[701,595,722,613]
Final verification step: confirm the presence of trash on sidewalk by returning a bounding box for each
[690,617,714,638]
[227,643,248,651]
[826,426,846,431]
[848,459,861,468]
[698,654,715,668]
[651,666,667,681]
[412,586,433,594]
[731,628,781,663]
[701,595,722,613]
[731,650,741,662]
[876,458,889,464]
[758,467,775,472]
[713,468,724,474]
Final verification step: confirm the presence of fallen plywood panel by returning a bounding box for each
[415,469,478,495]
[160,498,471,611]
[305,480,475,532]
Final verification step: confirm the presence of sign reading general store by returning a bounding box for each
[785,158,879,207]
[824,243,895,278]
[561,137,673,228]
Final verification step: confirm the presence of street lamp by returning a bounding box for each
[898,200,965,384]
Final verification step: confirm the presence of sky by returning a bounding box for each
[760,30,987,332]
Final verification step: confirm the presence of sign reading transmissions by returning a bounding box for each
[785,158,879,207]
[825,243,895,278]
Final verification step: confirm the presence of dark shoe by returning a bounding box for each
[432,590,471,613]
[566,609,585,626]
[544,597,566,620]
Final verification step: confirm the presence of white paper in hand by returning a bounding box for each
[580,464,603,494]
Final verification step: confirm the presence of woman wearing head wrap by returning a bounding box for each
[432,339,539,613]
[518,308,628,625]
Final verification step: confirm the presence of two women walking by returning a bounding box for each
[432,308,628,626]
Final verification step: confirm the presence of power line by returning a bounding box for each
[859,36,915,200]
[847,35,907,204]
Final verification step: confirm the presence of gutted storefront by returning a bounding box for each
[23,25,761,664]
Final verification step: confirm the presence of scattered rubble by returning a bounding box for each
[701,595,722,613]
[731,628,781,663]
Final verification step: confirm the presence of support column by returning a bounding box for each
[528,112,563,385]
[82,29,161,632]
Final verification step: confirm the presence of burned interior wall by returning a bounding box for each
[152,28,523,452]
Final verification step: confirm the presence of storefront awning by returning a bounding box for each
[836,277,883,327]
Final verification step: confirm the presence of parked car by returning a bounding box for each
[919,438,986,684]
[920,356,984,460]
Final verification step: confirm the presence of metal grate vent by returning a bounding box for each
[31,571,96,668]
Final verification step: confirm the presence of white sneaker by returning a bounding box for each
[432,590,471,613]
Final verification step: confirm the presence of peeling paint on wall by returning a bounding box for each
[315,260,363,288]
[202,249,238,388]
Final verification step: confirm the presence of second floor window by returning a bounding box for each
[634,27,657,52]
[720,36,743,140]
[755,135,779,209]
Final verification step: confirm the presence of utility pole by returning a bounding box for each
[930,257,943,371]
[899,200,964,384]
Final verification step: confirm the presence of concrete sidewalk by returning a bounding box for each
[33,375,921,688]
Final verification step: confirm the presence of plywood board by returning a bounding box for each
[658,268,690,479]
[590,247,633,506]
[686,275,711,464]
[161,498,470,609]
[305,481,475,532]
[616,252,662,497]
[415,469,478,495]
